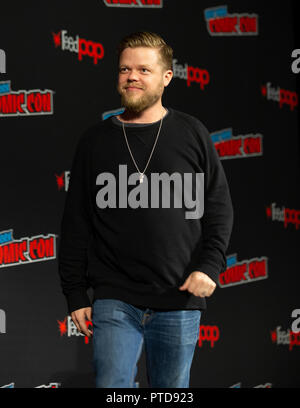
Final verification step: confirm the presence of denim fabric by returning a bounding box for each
[92,298,201,388]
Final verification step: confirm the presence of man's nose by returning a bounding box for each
[126,69,139,81]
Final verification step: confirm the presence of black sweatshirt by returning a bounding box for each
[58,107,234,314]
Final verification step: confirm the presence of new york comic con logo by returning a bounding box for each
[0,81,54,117]
[204,5,258,36]
[0,229,56,268]
[102,0,163,7]
[219,253,268,287]
[211,128,263,160]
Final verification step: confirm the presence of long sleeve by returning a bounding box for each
[57,132,93,314]
[55,109,233,312]
[188,120,234,284]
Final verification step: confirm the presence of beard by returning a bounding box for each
[117,80,165,113]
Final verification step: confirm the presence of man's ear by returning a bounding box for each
[164,70,173,87]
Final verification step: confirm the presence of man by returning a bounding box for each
[58,31,234,388]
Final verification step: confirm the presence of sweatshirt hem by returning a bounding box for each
[92,285,207,311]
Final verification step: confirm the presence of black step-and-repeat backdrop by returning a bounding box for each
[0,0,299,389]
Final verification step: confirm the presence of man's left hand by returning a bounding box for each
[178,271,217,297]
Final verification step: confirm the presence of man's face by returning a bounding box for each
[117,47,172,113]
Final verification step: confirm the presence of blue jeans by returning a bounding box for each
[92,298,201,388]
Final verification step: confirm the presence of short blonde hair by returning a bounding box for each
[117,31,173,72]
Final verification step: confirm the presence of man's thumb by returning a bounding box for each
[179,279,188,290]
[86,307,92,321]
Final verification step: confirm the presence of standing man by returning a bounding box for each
[58,31,234,388]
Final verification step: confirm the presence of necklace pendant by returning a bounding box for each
[139,173,144,183]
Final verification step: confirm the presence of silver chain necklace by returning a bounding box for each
[121,109,165,183]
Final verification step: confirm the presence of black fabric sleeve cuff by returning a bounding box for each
[66,290,92,315]
[195,263,220,285]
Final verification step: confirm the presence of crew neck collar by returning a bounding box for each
[110,107,172,129]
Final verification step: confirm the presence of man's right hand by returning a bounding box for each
[70,307,93,337]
